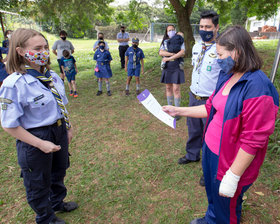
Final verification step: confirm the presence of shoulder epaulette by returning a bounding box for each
[2,72,22,88]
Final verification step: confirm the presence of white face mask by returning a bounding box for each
[7,34,12,39]
[24,50,50,66]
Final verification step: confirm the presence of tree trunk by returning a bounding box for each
[0,12,5,36]
[169,0,196,57]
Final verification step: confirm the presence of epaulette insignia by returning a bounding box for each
[209,53,217,58]
[0,98,13,104]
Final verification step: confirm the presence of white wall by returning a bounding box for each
[247,10,280,32]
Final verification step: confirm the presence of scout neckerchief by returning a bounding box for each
[26,66,71,130]
[195,42,214,71]
[133,48,137,69]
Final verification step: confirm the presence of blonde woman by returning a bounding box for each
[0,28,77,224]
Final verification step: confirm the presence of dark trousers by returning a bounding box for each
[17,121,69,224]
[202,143,251,224]
[185,91,207,161]
[118,45,129,68]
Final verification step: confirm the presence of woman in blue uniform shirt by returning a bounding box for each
[0,28,77,224]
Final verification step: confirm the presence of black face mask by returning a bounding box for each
[98,37,104,40]
[121,29,125,33]
[61,36,66,40]
[132,44,138,49]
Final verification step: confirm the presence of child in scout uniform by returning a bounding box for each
[94,40,113,96]
[0,28,77,224]
[60,50,79,97]
[124,37,145,96]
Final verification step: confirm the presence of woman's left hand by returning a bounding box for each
[162,57,170,62]
[219,169,241,198]
[67,126,74,144]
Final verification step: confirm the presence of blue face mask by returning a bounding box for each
[99,45,105,50]
[199,30,214,42]
[167,30,176,39]
[217,56,235,74]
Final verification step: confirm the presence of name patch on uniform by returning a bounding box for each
[209,53,217,58]
[33,94,45,102]
[0,98,13,104]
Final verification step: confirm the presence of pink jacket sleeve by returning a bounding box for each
[239,95,278,155]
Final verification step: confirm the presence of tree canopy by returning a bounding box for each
[1,0,279,39]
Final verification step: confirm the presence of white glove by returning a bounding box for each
[219,168,241,198]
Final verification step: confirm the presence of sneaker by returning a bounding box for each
[73,92,78,98]
[136,89,140,95]
[107,91,112,96]
[54,201,78,213]
[125,90,129,96]
[69,90,73,96]
[190,217,208,224]
[96,90,102,96]
[199,175,205,186]
[49,216,65,224]
[178,156,200,165]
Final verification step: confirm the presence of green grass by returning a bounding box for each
[0,36,279,223]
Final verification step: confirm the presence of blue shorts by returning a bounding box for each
[65,73,76,82]
[127,68,141,77]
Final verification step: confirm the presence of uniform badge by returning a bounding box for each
[0,98,13,104]
[1,104,8,110]
[209,53,217,58]
[207,65,212,71]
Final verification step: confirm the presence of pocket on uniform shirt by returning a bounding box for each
[28,96,52,109]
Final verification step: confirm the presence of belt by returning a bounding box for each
[27,119,64,131]
[191,92,209,101]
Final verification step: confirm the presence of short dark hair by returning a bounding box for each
[200,10,219,27]
[120,25,125,29]
[98,32,104,36]
[59,30,67,36]
[4,30,12,38]
[98,40,105,45]
[62,50,70,58]
[216,25,262,73]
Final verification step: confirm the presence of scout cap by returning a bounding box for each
[132,37,139,43]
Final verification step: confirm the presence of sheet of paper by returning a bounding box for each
[137,89,176,129]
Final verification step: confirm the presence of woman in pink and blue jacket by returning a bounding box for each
[163,25,279,224]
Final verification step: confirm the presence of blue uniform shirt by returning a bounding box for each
[117,32,129,46]
[125,46,145,77]
[190,41,221,97]
[0,70,67,129]
[94,49,112,62]
[125,46,145,68]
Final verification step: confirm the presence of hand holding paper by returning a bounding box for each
[137,89,176,129]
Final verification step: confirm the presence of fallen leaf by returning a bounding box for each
[255,191,264,196]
